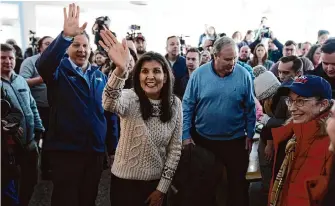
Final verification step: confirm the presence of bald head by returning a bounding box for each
[239,45,250,61]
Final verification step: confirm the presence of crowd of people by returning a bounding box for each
[1,3,335,206]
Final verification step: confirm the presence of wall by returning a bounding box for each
[1,0,335,55]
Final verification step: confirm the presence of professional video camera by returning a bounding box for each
[126,24,141,41]
[179,35,189,56]
[260,27,271,38]
[92,16,112,51]
[259,17,271,38]
[28,30,39,55]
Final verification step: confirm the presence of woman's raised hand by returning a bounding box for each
[99,29,130,74]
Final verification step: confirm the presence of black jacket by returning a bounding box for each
[306,64,335,98]
[1,87,23,188]
[260,96,290,142]
[169,145,219,206]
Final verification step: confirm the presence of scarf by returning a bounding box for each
[269,136,297,206]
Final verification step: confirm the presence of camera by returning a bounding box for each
[93,16,112,52]
[260,27,271,38]
[126,24,141,41]
[95,16,111,30]
[129,24,140,31]
[29,30,38,49]
[23,30,39,58]
[179,35,189,56]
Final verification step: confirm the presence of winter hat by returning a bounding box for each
[318,30,329,38]
[253,65,281,100]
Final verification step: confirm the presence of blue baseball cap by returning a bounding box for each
[277,75,332,100]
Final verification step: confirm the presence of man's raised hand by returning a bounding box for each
[63,3,87,37]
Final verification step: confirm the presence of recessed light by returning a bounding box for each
[129,1,148,6]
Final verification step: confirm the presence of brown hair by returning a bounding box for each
[232,31,242,41]
[250,43,268,67]
[263,98,274,117]
[1,43,15,53]
[186,47,201,59]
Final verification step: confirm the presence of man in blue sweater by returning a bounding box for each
[35,4,108,206]
[183,37,256,206]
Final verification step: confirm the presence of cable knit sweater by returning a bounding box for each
[102,71,182,193]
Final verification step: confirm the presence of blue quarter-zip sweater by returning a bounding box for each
[182,61,256,141]
[35,32,108,152]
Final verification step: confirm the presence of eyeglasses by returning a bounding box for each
[285,97,315,107]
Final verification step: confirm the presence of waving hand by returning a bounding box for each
[63,3,87,37]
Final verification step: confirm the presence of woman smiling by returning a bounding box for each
[269,75,334,206]
[99,29,182,206]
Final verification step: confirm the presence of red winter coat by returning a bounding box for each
[270,112,334,206]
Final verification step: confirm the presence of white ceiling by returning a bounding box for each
[1,0,335,53]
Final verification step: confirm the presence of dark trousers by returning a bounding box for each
[192,131,250,206]
[37,107,51,180]
[37,107,50,132]
[110,174,160,206]
[258,138,273,191]
[16,150,39,206]
[48,151,104,206]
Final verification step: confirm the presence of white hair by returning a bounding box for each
[212,37,237,57]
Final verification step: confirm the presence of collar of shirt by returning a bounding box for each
[1,71,17,83]
[68,58,93,87]
[211,60,234,77]
[68,58,92,76]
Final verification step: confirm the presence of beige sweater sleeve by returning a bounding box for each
[156,98,183,193]
[102,71,130,116]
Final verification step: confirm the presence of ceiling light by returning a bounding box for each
[129,1,148,6]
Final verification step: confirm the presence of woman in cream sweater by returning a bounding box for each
[99,29,182,206]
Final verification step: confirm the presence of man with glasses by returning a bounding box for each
[20,36,54,112]
[270,40,298,77]
[19,35,54,180]
[307,38,335,97]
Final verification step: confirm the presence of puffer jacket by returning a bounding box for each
[1,73,44,149]
[270,108,334,206]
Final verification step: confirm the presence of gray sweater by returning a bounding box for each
[19,53,49,108]
[1,73,44,149]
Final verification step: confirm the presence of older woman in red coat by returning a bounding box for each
[269,75,334,206]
